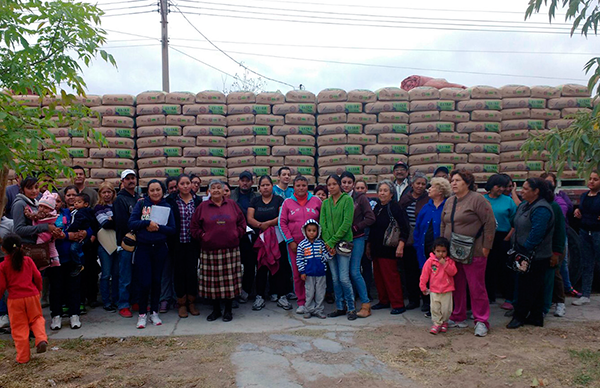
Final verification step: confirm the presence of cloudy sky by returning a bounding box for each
[82,0,597,96]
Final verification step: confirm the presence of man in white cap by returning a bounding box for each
[113,169,140,318]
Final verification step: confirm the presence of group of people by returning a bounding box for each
[1,160,600,364]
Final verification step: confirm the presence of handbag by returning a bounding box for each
[121,231,137,252]
[22,242,51,270]
[449,197,483,265]
[507,210,553,274]
[328,198,354,255]
[383,204,401,247]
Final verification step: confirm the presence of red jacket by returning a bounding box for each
[254,226,281,275]
[0,255,43,299]
[419,253,457,294]
[190,198,247,251]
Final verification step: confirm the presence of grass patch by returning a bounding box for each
[569,349,600,387]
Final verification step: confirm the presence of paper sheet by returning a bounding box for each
[149,205,171,226]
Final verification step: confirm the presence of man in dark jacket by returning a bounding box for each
[113,170,140,318]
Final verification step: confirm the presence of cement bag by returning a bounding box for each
[91,148,136,160]
[502,108,531,120]
[500,140,526,153]
[256,91,285,105]
[195,114,226,126]
[74,95,102,107]
[317,102,362,114]
[102,94,135,106]
[197,136,228,147]
[501,120,544,131]
[468,86,500,99]
[530,109,560,120]
[348,89,376,103]
[439,88,470,101]
[348,113,376,124]
[364,144,408,155]
[375,174,395,182]
[408,87,440,101]
[558,84,590,97]
[188,104,227,115]
[226,91,255,104]
[226,114,255,126]
[455,143,499,154]
[562,107,592,117]
[167,115,196,126]
[439,111,470,122]
[471,110,501,122]
[137,115,166,127]
[409,164,454,175]
[500,161,544,172]
[317,88,347,103]
[456,122,500,133]
[285,135,316,146]
[455,164,499,173]
[227,136,255,147]
[272,103,316,115]
[347,134,376,145]
[364,123,408,135]
[470,132,501,144]
[226,146,270,158]
[228,125,269,137]
[363,165,392,175]
[318,124,362,135]
[500,85,531,98]
[137,125,182,137]
[137,91,166,104]
[136,147,179,159]
[271,146,316,156]
[136,104,180,116]
[530,86,560,99]
[438,153,468,164]
[379,133,409,144]
[410,100,455,111]
[196,90,226,104]
[255,136,284,146]
[285,90,316,103]
[274,166,315,176]
[408,133,439,145]
[439,132,468,144]
[286,113,316,125]
[357,175,377,184]
[47,127,75,137]
[102,116,134,128]
[228,104,270,115]
[272,125,316,136]
[377,154,408,165]
[378,112,409,123]
[166,92,195,104]
[80,117,101,126]
[184,167,227,177]
[409,122,454,134]
[183,147,226,158]
[547,119,574,129]
[166,157,196,168]
[457,100,502,111]
[409,143,454,155]
[90,169,124,179]
[227,156,256,168]
[197,156,227,167]
[556,170,581,179]
[501,129,529,142]
[502,97,531,109]
[317,113,346,125]
[137,157,167,169]
[137,136,167,148]
[375,87,408,101]
[347,155,377,165]
[318,166,363,176]
[365,101,409,113]
[468,153,500,164]
[103,159,135,169]
[285,155,315,166]
[547,97,591,109]
[318,155,348,166]
[139,167,183,178]
[500,151,527,162]
[91,105,135,117]
[472,172,495,182]
[409,153,439,166]
[72,158,102,168]
[255,114,283,126]
[318,145,362,156]
[409,111,440,123]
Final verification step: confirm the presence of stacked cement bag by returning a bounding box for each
[135,91,186,186]
[270,90,318,185]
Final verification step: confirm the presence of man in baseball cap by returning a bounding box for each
[393,161,411,201]
[433,166,450,181]
[120,169,136,180]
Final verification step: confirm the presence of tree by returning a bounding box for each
[522,0,600,178]
[0,0,116,207]
[222,64,267,94]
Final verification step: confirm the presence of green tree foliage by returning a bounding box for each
[523,0,600,178]
[0,0,115,204]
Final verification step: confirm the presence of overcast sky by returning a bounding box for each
[82,0,597,96]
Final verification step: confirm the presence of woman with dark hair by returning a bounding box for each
[165,174,203,318]
[321,175,356,320]
[441,170,496,337]
[94,182,119,312]
[507,178,556,328]
[313,185,328,202]
[12,177,58,245]
[128,179,176,329]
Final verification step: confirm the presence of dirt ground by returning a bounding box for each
[0,322,599,388]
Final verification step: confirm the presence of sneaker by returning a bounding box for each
[119,307,133,318]
[314,311,327,319]
[430,325,441,335]
[500,302,514,310]
[424,311,432,318]
[554,303,566,317]
[277,296,293,310]
[448,320,468,328]
[70,264,84,277]
[270,294,278,303]
[50,316,61,330]
[327,309,347,318]
[149,311,162,326]
[69,315,81,329]
[347,310,358,320]
[572,296,590,306]
[390,307,406,315]
[159,301,168,313]
[296,305,307,314]
[440,322,448,333]
[474,322,488,337]
[238,290,249,304]
[137,314,147,329]
[303,312,312,319]
[567,287,583,298]
[36,340,48,354]
[0,315,9,329]
[103,305,117,313]
[287,292,298,301]
[252,296,266,311]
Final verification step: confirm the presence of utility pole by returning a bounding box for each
[160,0,170,92]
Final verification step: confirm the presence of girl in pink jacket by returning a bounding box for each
[419,237,457,335]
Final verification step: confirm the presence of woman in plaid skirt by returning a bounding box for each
[191,180,247,322]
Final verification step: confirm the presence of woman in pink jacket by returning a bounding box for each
[279,175,322,314]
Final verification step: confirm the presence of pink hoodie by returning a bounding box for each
[419,253,457,294]
[279,193,322,244]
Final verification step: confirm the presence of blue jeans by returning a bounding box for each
[580,230,600,297]
[329,252,355,311]
[98,245,120,307]
[0,292,7,315]
[117,249,134,310]
[350,236,369,304]
[560,238,573,290]
[69,241,84,266]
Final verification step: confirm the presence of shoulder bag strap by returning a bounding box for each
[450,197,457,234]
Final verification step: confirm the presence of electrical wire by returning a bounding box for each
[94,0,150,5]
[169,46,243,82]
[104,28,160,41]
[104,44,161,48]
[102,10,157,17]
[101,3,157,12]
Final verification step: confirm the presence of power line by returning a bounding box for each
[101,3,157,12]
[169,2,295,88]
[104,28,161,41]
[169,46,242,82]
[104,44,161,48]
[95,0,150,5]
[103,10,157,17]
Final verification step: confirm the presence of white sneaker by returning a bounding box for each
[554,303,566,317]
[50,316,61,330]
[474,322,488,337]
[296,305,306,314]
[69,315,81,329]
[448,320,468,328]
[137,314,147,329]
[277,296,292,310]
[252,296,266,311]
[149,311,162,326]
[270,294,279,303]
[238,290,249,304]
[0,314,9,329]
[572,296,590,306]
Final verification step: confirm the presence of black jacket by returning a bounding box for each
[113,189,140,245]
[369,200,410,260]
